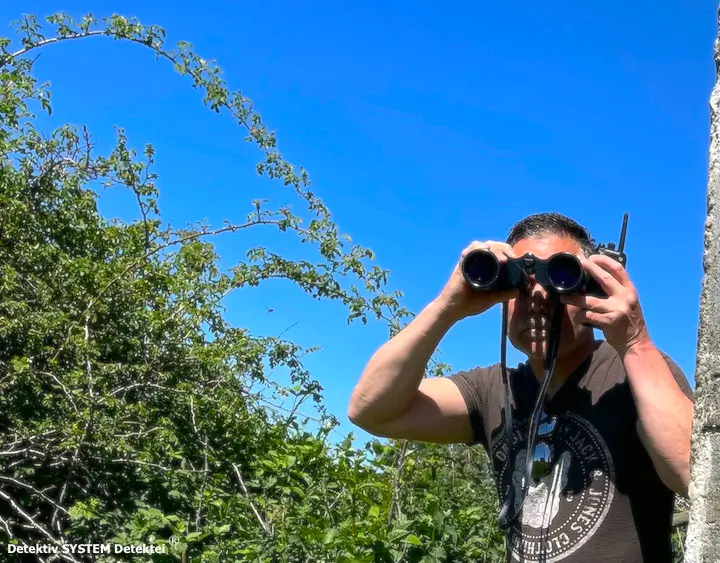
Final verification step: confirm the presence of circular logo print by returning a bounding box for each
[491,412,615,562]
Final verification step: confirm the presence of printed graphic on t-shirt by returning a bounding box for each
[491,413,616,562]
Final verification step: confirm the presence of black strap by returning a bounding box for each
[497,299,565,531]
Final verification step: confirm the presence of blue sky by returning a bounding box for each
[2,1,714,446]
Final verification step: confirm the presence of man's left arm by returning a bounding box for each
[621,340,693,496]
[560,254,695,497]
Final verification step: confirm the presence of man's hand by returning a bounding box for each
[437,240,520,321]
[559,254,650,356]
[560,254,693,496]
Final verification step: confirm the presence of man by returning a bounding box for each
[347,213,694,563]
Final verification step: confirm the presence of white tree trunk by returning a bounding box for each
[683,5,720,561]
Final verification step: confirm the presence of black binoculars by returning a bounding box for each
[461,250,610,298]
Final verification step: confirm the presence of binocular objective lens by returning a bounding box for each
[546,254,583,291]
[463,250,500,287]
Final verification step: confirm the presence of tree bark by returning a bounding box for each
[683,4,720,561]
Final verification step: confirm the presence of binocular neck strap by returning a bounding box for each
[497,298,566,531]
[497,302,515,529]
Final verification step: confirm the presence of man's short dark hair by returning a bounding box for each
[506,212,595,256]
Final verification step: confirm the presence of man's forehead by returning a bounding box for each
[511,234,582,259]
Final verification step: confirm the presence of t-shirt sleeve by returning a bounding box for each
[445,365,496,447]
[658,351,694,402]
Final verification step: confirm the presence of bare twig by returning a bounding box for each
[189,396,210,530]
[0,429,58,447]
[0,475,68,515]
[276,321,299,338]
[232,464,271,535]
[0,447,47,458]
[0,487,61,545]
[195,434,210,530]
[387,441,413,528]
[0,514,13,536]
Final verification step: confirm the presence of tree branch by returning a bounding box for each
[232,463,271,536]
[0,487,66,549]
[6,31,107,64]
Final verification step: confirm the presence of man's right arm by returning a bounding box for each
[347,297,474,444]
[347,240,519,444]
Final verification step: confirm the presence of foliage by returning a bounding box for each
[0,12,690,563]
[0,11,506,563]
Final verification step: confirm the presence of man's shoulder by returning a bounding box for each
[445,361,527,384]
[444,360,530,403]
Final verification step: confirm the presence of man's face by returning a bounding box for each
[506,234,594,360]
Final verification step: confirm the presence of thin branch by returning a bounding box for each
[387,441,412,528]
[195,439,209,530]
[188,396,210,531]
[100,457,206,473]
[0,429,58,447]
[0,447,47,458]
[6,31,107,64]
[276,321,298,339]
[189,396,198,436]
[0,514,12,536]
[35,371,79,414]
[232,464,271,536]
[113,426,165,439]
[52,312,94,533]
[0,475,68,516]
[251,396,342,438]
[280,392,310,433]
[107,382,179,397]
[0,487,62,546]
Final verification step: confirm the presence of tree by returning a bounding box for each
[0,12,506,563]
[683,3,720,561]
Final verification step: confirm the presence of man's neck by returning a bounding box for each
[528,338,599,397]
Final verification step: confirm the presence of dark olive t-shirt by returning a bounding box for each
[447,340,693,563]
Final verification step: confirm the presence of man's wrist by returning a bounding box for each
[617,333,654,361]
[429,295,463,328]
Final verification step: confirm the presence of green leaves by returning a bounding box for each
[0,10,522,563]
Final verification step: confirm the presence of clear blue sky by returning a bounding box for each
[2,1,714,446]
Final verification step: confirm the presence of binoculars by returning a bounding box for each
[461,249,617,298]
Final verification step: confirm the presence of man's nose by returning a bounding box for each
[527,281,550,313]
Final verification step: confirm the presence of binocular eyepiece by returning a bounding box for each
[461,249,605,297]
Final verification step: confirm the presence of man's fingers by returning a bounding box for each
[576,309,607,327]
[461,240,488,257]
[559,294,612,312]
[460,240,518,263]
[580,257,623,296]
[500,246,520,260]
[589,254,631,286]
